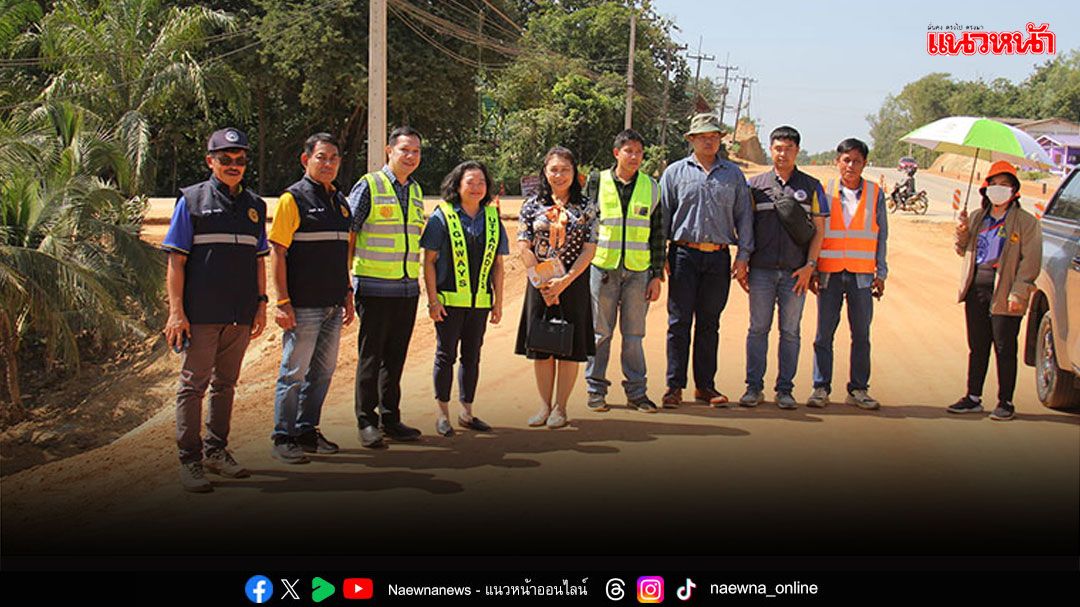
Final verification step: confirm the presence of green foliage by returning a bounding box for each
[28,0,247,195]
[868,50,1080,167]
[0,102,165,407]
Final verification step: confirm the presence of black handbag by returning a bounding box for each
[526,304,574,357]
[771,186,816,247]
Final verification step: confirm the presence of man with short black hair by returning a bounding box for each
[584,129,664,413]
[267,133,354,464]
[808,138,888,410]
[162,127,268,492]
[347,126,426,448]
[740,126,826,409]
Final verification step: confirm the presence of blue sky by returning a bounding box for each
[653,0,1079,154]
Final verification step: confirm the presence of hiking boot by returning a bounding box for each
[296,428,339,454]
[661,388,682,408]
[989,401,1015,421]
[627,395,659,413]
[738,388,764,408]
[203,448,250,478]
[271,437,309,464]
[694,387,730,407]
[179,461,212,493]
[776,392,798,410]
[846,389,881,411]
[806,387,830,408]
[586,393,610,413]
[947,395,984,414]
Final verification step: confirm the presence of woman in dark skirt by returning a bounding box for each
[515,147,597,429]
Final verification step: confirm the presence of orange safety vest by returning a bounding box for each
[819,179,879,274]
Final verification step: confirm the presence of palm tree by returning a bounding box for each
[0,102,164,421]
[30,0,248,194]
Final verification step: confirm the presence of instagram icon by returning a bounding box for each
[637,576,664,603]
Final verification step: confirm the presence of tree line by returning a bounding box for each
[0,0,703,416]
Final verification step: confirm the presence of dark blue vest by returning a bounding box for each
[748,169,819,271]
[284,177,352,308]
[179,179,266,325]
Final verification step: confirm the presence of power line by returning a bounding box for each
[0,0,345,68]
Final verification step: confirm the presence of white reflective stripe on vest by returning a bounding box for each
[363,236,396,249]
[290,231,350,242]
[598,239,649,251]
[193,233,258,246]
[819,249,875,259]
[355,250,421,263]
[754,202,812,213]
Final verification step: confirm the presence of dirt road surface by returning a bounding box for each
[3,166,1076,564]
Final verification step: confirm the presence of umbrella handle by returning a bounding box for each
[963,147,980,212]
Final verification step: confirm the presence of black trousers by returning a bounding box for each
[354,294,418,428]
[964,284,1022,403]
[433,306,490,403]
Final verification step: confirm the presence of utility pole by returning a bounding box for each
[731,76,756,149]
[687,36,714,95]
[624,6,636,129]
[367,0,387,172]
[477,5,485,140]
[716,63,738,125]
[659,41,687,153]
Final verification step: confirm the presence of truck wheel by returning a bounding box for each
[1036,313,1080,409]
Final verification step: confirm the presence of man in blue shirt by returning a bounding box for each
[660,114,754,407]
[162,128,269,492]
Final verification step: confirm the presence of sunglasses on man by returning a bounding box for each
[213,154,248,167]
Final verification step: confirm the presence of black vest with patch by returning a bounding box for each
[179,179,266,325]
[748,169,819,271]
[284,177,352,307]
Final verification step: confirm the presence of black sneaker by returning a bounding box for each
[947,395,984,414]
[990,401,1015,421]
[627,396,659,413]
[296,428,339,454]
[381,421,422,441]
[271,437,309,464]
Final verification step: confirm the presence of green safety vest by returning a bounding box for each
[592,169,657,271]
[352,171,425,280]
[437,202,499,308]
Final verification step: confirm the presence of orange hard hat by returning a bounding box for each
[980,160,1020,192]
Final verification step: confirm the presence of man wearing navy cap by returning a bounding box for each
[162,127,269,492]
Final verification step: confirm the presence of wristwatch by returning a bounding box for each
[806,259,817,269]
[257,294,269,304]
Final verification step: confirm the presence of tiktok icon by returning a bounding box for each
[676,578,696,601]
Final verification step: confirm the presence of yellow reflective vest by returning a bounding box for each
[592,170,657,272]
[352,171,425,280]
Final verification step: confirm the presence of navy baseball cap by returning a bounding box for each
[207,128,250,152]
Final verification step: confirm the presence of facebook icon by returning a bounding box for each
[245,575,274,604]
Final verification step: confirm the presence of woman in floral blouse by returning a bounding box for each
[515,147,597,429]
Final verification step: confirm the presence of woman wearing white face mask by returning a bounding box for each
[949,161,1042,421]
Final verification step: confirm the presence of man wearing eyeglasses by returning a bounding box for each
[162,127,269,492]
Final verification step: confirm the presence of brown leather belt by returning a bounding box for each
[675,240,728,252]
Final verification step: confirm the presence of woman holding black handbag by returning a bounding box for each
[515,147,597,429]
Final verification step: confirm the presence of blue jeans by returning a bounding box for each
[813,271,874,394]
[746,268,806,393]
[666,244,731,390]
[586,266,650,400]
[272,306,344,439]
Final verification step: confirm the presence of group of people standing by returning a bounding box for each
[161,113,1042,494]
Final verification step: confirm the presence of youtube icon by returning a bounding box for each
[343,578,374,600]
